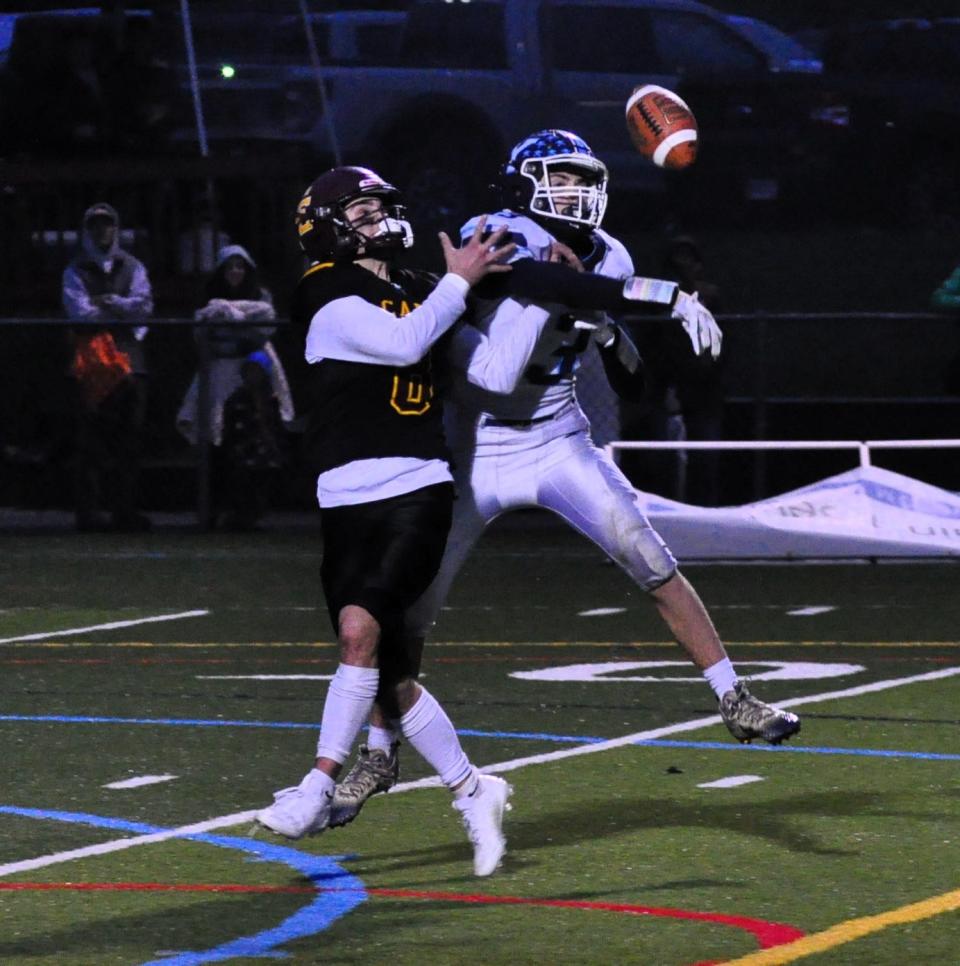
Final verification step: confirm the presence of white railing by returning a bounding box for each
[606,438,960,468]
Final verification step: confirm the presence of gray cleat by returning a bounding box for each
[329,743,400,828]
[719,682,801,745]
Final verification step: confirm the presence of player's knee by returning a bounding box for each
[338,605,380,665]
[613,527,677,592]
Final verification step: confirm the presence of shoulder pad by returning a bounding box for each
[593,229,634,279]
[461,211,553,263]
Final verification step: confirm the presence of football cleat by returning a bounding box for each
[255,769,333,839]
[719,682,801,745]
[453,774,512,877]
[329,743,400,828]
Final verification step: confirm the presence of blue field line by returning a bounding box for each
[0,805,366,965]
[633,739,960,761]
[2,714,956,761]
[0,714,604,744]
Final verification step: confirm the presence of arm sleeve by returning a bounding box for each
[474,258,676,314]
[447,300,552,394]
[112,262,154,319]
[62,266,102,321]
[305,272,470,366]
[596,320,647,402]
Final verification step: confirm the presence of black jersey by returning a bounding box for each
[292,261,450,474]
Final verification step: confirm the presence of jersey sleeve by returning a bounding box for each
[446,300,552,394]
[305,274,470,366]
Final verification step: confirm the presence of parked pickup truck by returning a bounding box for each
[287,0,844,227]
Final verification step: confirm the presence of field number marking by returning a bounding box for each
[510,661,865,683]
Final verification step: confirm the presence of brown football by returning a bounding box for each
[625,84,698,170]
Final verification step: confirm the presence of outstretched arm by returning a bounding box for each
[447,300,551,394]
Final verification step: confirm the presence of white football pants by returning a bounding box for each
[404,404,677,639]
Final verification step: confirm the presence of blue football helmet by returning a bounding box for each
[500,129,609,231]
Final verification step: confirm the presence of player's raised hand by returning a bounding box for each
[439,216,516,287]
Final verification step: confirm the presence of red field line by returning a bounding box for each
[0,880,804,960]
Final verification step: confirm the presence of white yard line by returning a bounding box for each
[3,665,958,877]
[103,775,178,790]
[0,810,255,877]
[0,610,210,644]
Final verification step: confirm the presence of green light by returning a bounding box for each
[220,64,236,79]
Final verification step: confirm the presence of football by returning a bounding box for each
[625,84,698,170]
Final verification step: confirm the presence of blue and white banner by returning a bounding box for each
[639,465,960,558]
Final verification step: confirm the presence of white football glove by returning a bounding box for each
[671,291,722,360]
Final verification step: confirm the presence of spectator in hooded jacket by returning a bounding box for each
[62,201,153,531]
[177,244,294,448]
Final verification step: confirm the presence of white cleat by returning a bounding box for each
[453,774,512,877]
[255,769,333,839]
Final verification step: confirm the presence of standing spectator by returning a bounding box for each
[176,244,294,524]
[218,352,287,531]
[63,202,153,531]
[623,235,725,505]
[177,245,291,445]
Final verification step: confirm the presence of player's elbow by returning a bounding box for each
[467,370,519,394]
[381,347,427,368]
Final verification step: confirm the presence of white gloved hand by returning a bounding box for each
[671,291,722,360]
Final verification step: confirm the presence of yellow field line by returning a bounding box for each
[721,887,960,965]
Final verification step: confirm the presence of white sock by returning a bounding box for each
[316,664,379,763]
[399,686,476,792]
[704,657,738,699]
[366,724,397,753]
[299,768,336,800]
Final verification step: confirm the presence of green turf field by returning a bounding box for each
[1,521,958,965]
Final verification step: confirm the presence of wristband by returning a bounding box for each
[622,276,678,306]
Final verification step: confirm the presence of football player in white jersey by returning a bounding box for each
[330,131,800,827]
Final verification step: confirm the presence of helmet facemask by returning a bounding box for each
[519,155,608,230]
[345,195,414,257]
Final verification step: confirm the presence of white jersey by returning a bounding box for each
[401,210,677,644]
[452,210,634,429]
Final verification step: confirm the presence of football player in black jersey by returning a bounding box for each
[256,166,523,877]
